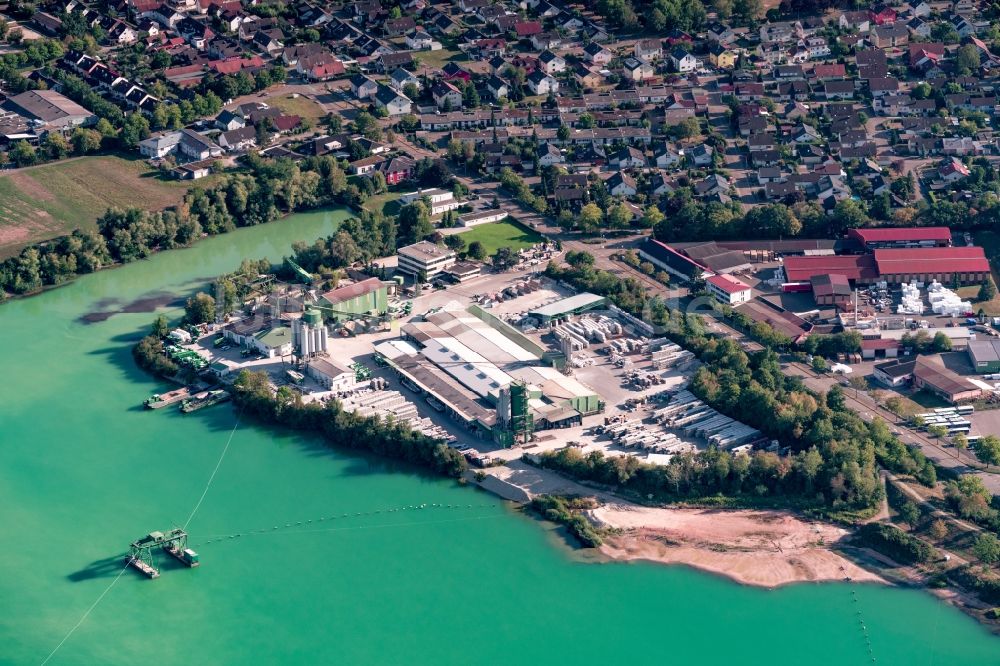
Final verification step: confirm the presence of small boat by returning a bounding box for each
[425,395,445,412]
[180,389,231,413]
[144,387,191,409]
[163,544,200,567]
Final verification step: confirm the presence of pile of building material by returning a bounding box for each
[649,342,696,370]
[625,369,667,388]
[557,315,622,346]
[596,418,696,456]
[927,281,973,317]
[897,282,924,315]
[652,390,764,450]
[339,390,454,442]
[607,338,643,354]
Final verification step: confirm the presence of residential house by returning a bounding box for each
[695,174,730,197]
[938,157,971,181]
[622,57,654,81]
[670,47,697,72]
[351,74,379,100]
[405,30,435,50]
[584,42,613,65]
[431,81,463,110]
[612,146,646,168]
[824,80,856,100]
[688,143,714,166]
[537,143,564,166]
[839,11,871,32]
[138,131,182,158]
[574,64,604,89]
[390,68,420,92]
[486,75,509,101]
[634,39,663,62]
[538,50,566,74]
[871,24,909,48]
[377,156,416,185]
[215,110,245,131]
[442,62,472,82]
[178,128,223,161]
[374,86,412,116]
[708,44,738,69]
[606,171,637,197]
[218,126,257,152]
[530,32,561,51]
[527,70,559,95]
[707,22,738,44]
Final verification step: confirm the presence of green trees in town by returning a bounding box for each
[184,292,216,324]
[397,201,434,246]
[979,279,997,302]
[972,435,1000,469]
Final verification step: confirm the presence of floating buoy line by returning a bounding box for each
[190,502,499,548]
[844,565,878,664]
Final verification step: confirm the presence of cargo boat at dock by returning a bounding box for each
[180,389,231,413]
[144,387,191,409]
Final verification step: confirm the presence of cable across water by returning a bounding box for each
[183,404,245,530]
[39,563,131,666]
[189,502,497,547]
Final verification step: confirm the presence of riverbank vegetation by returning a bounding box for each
[230,370,468,478]
[0,151,454,300]
[132,333,181,379]
[527,495,603,547]
[856,523,937,565]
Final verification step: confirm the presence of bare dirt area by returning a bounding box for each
[589,504,884,587]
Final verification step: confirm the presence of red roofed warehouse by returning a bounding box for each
[782,254,878,283]
[861,338,899,360]
[847,226,951,249]
[873,247,990,285]
[706,274,752,305]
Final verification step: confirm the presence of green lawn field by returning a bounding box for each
[457,219,543,255]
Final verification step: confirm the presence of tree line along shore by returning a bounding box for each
[0,149,457,301]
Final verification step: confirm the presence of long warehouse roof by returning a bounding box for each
[873,247,989,275]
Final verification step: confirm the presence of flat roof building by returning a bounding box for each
[378,307,602,441]
[397,241,456,278]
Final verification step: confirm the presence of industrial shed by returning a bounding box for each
[872,247,990,286]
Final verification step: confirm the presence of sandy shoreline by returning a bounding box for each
[588,504,884,588]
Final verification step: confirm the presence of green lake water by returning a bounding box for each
[2,208,999,665]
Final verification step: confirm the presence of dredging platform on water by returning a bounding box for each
[125,528,200,579]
